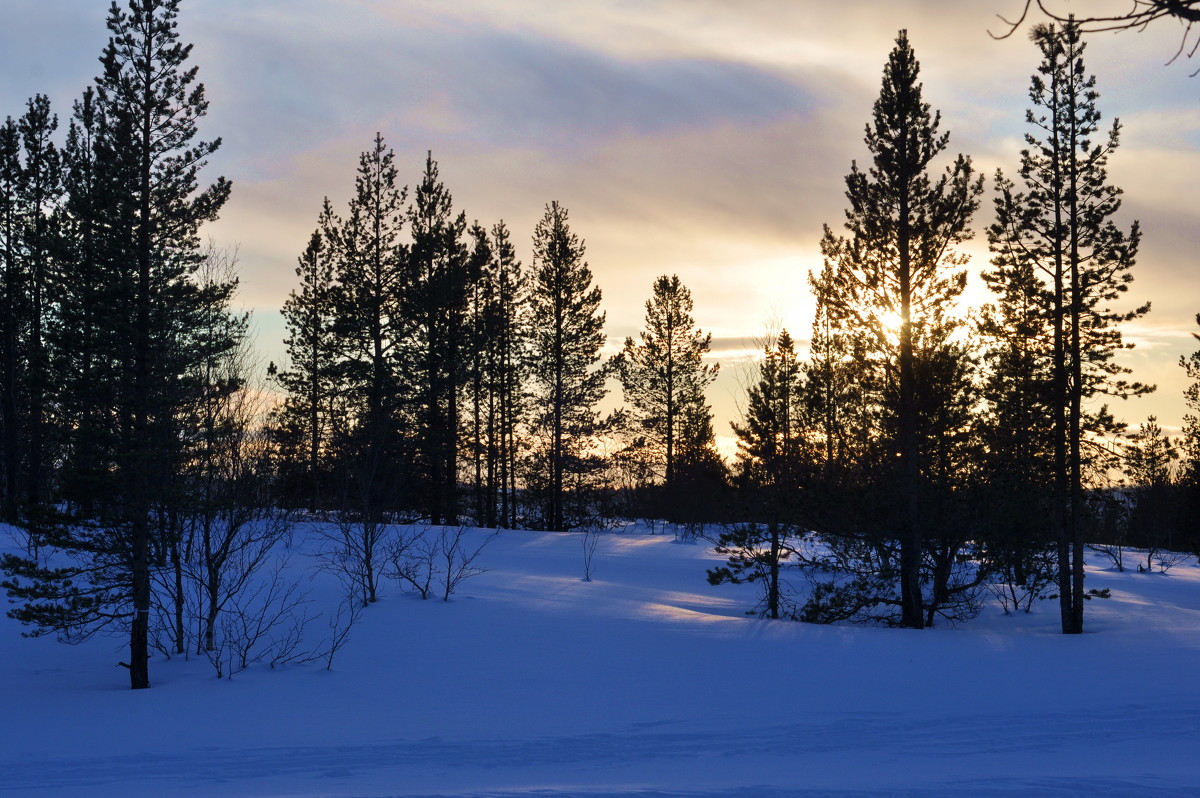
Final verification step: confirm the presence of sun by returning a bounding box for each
[879,309,904,342]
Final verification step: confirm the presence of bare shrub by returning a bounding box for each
[203,558,314,679]
[384,524,438,600]
[581,527,599,582]
[314,512,388,608]
[384,525,494,601]
[439,526,495,601]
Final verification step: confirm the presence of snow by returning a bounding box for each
[2,522,1199,797]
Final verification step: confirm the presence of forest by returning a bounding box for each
[1,0,1199,692]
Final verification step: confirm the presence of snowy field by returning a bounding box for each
[2,521,1199,797]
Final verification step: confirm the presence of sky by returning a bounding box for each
[3,0,1198,457]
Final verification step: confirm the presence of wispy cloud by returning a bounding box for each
[2,0,1197,433]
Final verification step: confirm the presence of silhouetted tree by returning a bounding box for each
[489,222,528,529]
[715,329,810,619]
[465,220,528,528]
[325,135,408,532]
[991,21,1149,633]
[404,153,470,525]
[0,97,62,531]
[977,172,1059,608]
[818,30,983,628]
[271,229,339,510]
[617,274,718,516]
[1122,416,1181,568]
[732,330,807,503]
[526,201,609,531]
[805,264,872,482]
[2,0,233,689]
[51,87,116,522]
[0,116,22,524]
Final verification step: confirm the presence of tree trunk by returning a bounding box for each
[897,171,924,630]
[130,516,151,689]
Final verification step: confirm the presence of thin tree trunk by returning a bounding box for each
[1067,83,1085,634]
[897,166,924,630]
[171,525,185,656]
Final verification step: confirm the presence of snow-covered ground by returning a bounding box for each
[2,522,1198,797]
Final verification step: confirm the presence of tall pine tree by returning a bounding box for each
[324,135,407,530]
[485,221,527,528]
[404,153,470,525]
[527,202,609,531]
[2,0,234,689]
[990,20,1149,633]
[617,274,718,515]
[272,229,339,510]
[464,220,528,527]
[0,97,62,530]
[818,30,983,628]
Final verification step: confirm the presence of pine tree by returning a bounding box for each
[0,116,25,524]
[527,201,609,531]
[0,97,62,529]
[2,0,233,689]
[991,20,1150,633]
[404,152,470,525]
[732,329,807,501]
[464,220,529,528]
[321,135,407,603]
[15,96,61,524]
[617,274,718,515]
[714,329,809,619]
[466,223,492,524]
[272,229,339,510]
[818,30,983,628]
[487,221,527,528]
[50,87,118,521]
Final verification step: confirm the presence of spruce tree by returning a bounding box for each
[527,201,609,531]
[991,20,1149,633]
[669,381,725,531]
[818,30,983,628]
[977,170,1059,607]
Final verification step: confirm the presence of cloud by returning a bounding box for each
[3,0,1198,438]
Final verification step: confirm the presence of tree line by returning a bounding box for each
[1,2,1199,689]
